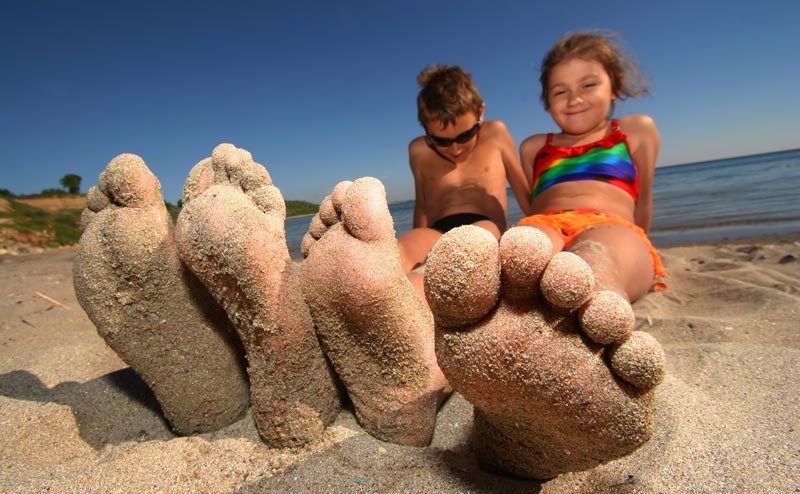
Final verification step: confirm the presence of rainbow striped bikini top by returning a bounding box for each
[531,120,639,201]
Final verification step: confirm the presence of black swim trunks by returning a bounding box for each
[429,213,495,234]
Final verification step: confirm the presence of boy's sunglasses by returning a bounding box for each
[426,121,481,147]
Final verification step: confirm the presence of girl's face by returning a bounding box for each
[546,57,616,136]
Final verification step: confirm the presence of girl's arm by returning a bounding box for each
[519,133,548,207]
[621,115,660,232]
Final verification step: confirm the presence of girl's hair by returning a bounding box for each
[539,31,649,111]
[416,65,484,127]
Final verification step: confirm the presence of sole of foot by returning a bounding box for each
[301,177,450,447]
[424,225,664,479]
[73,153,250,435]
[174,143,340,448]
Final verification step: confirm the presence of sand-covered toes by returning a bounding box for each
[301,177,450,447]
[425,225,661,479]
[72,153,250,435]
[174,144,340,448]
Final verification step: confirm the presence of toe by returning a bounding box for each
[425,225,501,328]
[248,183,286,220]
[499,226,553,303]
[182,157,215,205]
[318,195,338,226]
[85,185,110,213]
[340,177,395,243]
[211,143,249,183]
[300,186,346,259]
[330,181,352,214]
[81,185,110,228]
[579,291,634,344]
[300,232,316,258]
[98,154,163,208]
[212,143,282,216]
[608,331,665,389]
[540,252,594,311]
[225,149,273,194]
[307,214,327,240]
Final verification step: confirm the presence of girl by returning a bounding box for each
[518,31,667,304]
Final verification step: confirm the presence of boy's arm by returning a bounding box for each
[408,139,429,228]
[495,121,533,217]
[622,115,659,232]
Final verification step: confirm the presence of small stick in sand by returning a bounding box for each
[34,291,71,310]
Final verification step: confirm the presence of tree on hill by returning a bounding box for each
[59,174,82,194]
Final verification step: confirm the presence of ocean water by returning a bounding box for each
[285,148,800,258]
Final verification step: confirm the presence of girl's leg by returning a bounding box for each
[567,224,655,302]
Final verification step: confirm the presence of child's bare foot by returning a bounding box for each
[301,177,450,447]
[174,144,340,447]
[424,225,665,479]
[73,154,250,435]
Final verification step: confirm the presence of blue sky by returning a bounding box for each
[2,0,798,205]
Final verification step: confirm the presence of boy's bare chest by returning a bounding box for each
[422,156,506,202]
[426,148,502,182]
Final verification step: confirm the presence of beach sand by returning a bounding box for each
[1,233,798,493]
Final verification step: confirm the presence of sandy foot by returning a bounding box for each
[424,225,664,479]
[72,153,250,435]
[174,144,340,447]
[301,177,450,446]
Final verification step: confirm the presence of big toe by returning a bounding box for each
[424,225,501,328]
[300,180,359,258]
[210,143,253,183]
[183,143,286,223]
[340,177,395,243]
[215,144,285,217]
[97,153,164,208]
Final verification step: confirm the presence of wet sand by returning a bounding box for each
[1,233,798,493]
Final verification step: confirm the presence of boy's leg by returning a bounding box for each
[399,220,501,301]
[397,227,442,273]
[471,218,503,240]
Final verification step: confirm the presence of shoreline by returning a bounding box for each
[1,232,798,493]
[4,225,800,263]
[649,221,800,247]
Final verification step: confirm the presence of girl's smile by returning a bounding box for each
[547,57,616,138]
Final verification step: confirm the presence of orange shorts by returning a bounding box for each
[517,209,667,289]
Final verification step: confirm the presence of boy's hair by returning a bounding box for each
[416,65,484,127]
[539,31,649,111]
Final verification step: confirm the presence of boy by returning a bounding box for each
[399,65,531,273]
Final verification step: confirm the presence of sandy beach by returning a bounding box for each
[1,233,798,493]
